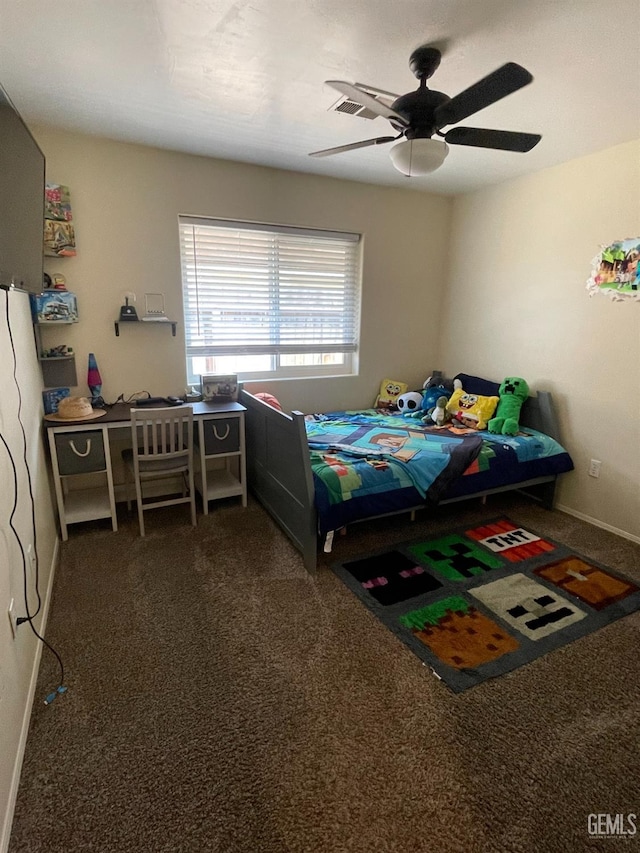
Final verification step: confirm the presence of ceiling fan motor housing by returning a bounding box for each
[390,89,450,138]
[408,46,442,80]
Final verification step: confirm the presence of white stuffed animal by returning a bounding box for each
[396,391,424,416]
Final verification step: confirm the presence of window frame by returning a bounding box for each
[178,216,362,386]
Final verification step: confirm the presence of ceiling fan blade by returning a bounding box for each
[353,82,401,104]
[444,126,541,152]
[326,81,409,126]
[434,63,534,129]
[309,136,398,157]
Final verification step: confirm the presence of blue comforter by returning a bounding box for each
[305,409,573,535]
[306,409,482,506]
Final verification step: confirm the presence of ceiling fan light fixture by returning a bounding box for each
[389,138,449,176]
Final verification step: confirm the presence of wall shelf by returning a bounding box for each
[34,325,78,388]
[114,319,177,336]
[39,355,75,361]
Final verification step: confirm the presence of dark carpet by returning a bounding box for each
[333,517,640,692]
[9,494,640,853]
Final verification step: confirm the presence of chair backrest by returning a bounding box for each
[129,406,194,470]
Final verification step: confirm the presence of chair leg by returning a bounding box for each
[188,468,197,528]
[125,464,132,512]
[135,474,145,537]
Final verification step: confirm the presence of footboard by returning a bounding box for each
[239,389,318,572]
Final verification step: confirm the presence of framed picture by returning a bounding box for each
[201,374,238,403]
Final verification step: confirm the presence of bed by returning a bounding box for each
[239,373,574,573]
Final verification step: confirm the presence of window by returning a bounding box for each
[179,217,361,384]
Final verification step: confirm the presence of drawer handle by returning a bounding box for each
[212,424,230,441]
[69,439,92,458]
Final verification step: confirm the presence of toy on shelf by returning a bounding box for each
[42,344,74,359]
[31,290,78,323]
[119,291,138,322]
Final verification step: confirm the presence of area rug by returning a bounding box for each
[333,517,640,692]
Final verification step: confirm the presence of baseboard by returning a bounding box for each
[555,503,640,545]
[1,536,60,853]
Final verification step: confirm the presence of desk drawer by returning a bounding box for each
[54,431,106,475]
[198,417,240,455]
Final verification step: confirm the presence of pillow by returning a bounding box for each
[375,378,408,409]
[446,386,499,430]
[454,373,501,398]
[254,392,282,411]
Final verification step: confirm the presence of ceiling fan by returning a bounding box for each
[310,45,541,176]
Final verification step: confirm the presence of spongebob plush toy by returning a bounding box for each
[446,380,499,430]
[375,379,408,410]
[488,377,529,435]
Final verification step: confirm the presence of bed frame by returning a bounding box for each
[239,387,564,573]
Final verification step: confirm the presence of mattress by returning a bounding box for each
[305,409,574,535]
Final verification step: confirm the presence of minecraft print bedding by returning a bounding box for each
[240,378,574,573]
[306,408,573,536]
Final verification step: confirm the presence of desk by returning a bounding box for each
[45,401,247,540]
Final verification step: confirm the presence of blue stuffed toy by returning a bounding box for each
[400,373,454,422]
[418,372,455,423]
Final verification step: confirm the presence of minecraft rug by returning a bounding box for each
[333,518,640,692]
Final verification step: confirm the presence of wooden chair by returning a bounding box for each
[122,406,197,536]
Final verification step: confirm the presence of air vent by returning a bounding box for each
[334,99,379,120]
[335,100,364,115]
[329,85,397,121]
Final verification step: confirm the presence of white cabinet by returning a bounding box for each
[194,409,247,513]
[47,424,118,541]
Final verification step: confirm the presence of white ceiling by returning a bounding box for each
[1,0,639,195]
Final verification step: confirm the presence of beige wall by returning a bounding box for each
[439,139,640,541]
[34,127,452,415]
[31,128,640,542]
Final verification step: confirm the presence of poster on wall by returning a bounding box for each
[586,238,640,302]
[44,183,77,257]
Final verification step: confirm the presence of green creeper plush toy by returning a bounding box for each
[488,377,529,436]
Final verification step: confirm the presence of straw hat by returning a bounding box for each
[45,396,107,422]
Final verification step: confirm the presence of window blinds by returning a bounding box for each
[179,217,361,361]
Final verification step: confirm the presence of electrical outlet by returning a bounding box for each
[7,598,18,640]
[588,459,602,478]
[27,543,36,573]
